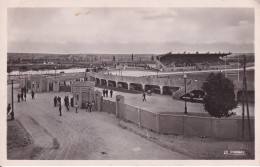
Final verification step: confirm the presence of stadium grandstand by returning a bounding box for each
[155,52,231,71]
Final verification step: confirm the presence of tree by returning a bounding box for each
[202,72,237,118]
[151,55,154,61]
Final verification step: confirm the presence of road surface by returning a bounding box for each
[7,84,189,160]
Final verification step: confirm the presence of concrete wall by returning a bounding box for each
[184,116,212,137]
[159,114,184,135]
[124,104,140,124]
[140,110,158,132]
[102,98,255,140]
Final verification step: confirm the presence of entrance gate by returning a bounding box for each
[49,82,53,91]
[59,81,71,92]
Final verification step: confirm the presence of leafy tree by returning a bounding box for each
[202,72,237,118]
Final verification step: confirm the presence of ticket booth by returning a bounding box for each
[71,81,102,111]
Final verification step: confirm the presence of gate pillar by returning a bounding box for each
[95,90,102,112]
[116,95,125,119]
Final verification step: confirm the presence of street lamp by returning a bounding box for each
[55,66,57,79]
[184,73,187,115]
[10,76,14,120]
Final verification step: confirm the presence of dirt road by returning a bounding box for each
[7,84,189,160]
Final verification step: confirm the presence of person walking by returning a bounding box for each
[142,92,146,102]
[110,90,113,98]
[31,91,35,99]
[85,101,89,112]
[105,89,108,97]
[17,93,20,102]
[57,96,61,106]
[89,101,93,113]
[54,96,57,107]
[75,103,78,113]
[21,92,24,101]
[24,93,27,101]
[7,103,11,115]
[70,97,74,107]
[59,104,62,116]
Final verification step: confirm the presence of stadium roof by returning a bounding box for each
[156,52,231,59]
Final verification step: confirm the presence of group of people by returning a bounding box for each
[53,96,62,107]
[64,96,72,111]
[17,87,27,102]
[103,89,113,98]
[84,100,95,113]
[17,87,35,102]
[55,95,97,116]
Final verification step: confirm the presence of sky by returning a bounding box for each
[8,8,254,54]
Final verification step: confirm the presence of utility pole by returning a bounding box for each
[242,55,251,139]
[238,57,240,82]
[11,77,14,120]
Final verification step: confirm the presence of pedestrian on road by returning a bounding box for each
[142,92,146,102]
[31,91,35,99]
[7,103,11,115]
[21,92,24,101]
[17,93,20,102]
[89,101,93,113]
[24,93,27,101]
[75,103,78,113]
[70,97,74,107]
[57,96,61,105]
[105,89,108,97]
[110,90,113,98]
[85,101,89,112]
[54,96,57,107]
[59,104,62,116]
[103,89,105,97]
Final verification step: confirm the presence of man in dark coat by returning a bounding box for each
[59,104,62,116]
[54,96,57,107]
[17,93,20,102]
[7,103,11,115]
[85,101,89,112]
[105,89,108,97]
[110,90,113,98]
[21,92,24,101]
[142,92,146,102]
[31,91,35,99]
[70,97,74,107]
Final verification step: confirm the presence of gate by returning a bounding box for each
[49,82,53,91]
[59,81,71,92]
[81,88,95,109]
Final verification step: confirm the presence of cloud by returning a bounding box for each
[8,8,254,53]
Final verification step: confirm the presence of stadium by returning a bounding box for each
[155,52,231,72]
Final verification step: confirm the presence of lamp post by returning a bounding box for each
[55,66,57,79]
[184,73,187,115]
[10,76,14,120]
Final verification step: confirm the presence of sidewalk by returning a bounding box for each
[118,119,254,159]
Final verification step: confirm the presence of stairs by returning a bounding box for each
[172,80,203,100]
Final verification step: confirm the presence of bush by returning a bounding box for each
[202,72,237,118]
